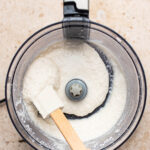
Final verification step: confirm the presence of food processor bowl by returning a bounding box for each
[5,0,146,150]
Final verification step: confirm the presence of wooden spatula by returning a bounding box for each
[31,85,88,150]
[51,108,88,150]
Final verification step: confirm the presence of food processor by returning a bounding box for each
[1,0,147,149]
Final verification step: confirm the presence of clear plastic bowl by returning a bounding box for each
[5,20,147,150]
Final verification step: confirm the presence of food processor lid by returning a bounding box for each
[5,0,147,150]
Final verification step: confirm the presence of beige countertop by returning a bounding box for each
[0,0,150,149]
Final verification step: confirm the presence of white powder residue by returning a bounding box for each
[23,57,60,102]
[23,40,126,142]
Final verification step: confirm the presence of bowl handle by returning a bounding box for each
[63,0,90,39]
[64,0,89,18]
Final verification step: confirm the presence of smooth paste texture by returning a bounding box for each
[23,40,126,142]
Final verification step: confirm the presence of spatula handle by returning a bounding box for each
[50,108,88,150]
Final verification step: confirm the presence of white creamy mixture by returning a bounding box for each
[23,40,126,142]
